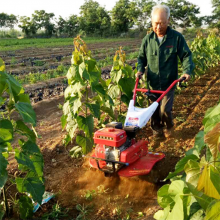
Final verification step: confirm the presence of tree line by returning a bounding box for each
[0,0,219,38]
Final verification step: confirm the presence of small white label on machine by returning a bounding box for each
[126,117,139,126]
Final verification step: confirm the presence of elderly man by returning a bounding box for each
[136,5,194,139]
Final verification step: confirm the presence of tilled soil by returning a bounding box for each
[8,68,220,219]
[22,59,137,103]
[0,39,141,76]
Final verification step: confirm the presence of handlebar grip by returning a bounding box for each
[138,72,144,79]
[179,77,186,83]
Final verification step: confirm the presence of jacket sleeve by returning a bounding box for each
[177,35,194,75]
[137,37,147,73]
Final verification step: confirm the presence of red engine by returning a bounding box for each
[93,128,148,167]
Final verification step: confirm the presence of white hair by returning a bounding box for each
[151,5,170,19]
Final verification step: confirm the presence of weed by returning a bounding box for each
[10,57,17,67]
[97,185,109,194]
[176,116,185,122]
[42,202,69,220]
[76,204,92,220]
[137,212,144,218]
[57,103,63,110]
[34,60,45,66]
[84,190,96,201]
[114,206,122,216]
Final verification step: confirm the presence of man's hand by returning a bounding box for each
[136,71,144,78]
[181,73,191,82]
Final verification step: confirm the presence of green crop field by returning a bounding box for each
[0,37,134,52]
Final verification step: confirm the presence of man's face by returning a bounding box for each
[152,10,169,37]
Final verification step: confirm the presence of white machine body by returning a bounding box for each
[124,100,159,128]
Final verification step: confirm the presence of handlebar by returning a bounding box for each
[133,76,187,104]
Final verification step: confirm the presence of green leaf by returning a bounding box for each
[189,202,203,219]
[204,114,220,134]
[210,165,220,196]
[0,97,4,106]
[18,196,34,220]
[16,176,45,204]
[0,58,5,72]
[108,85,120,99]
[205,200,220,220]
[186,182,214,210]
[0,119,13,144]
[203,103,220,133]
[123,64,133,77]
[117,114,126,124]
[92,84,106,96]
[86,103,100,118]
[168,195,184,220]
[106,78,112,86]
[168,180,185,196]
[0,142,11,153]
[77,115,94,138]
[69,146,82,158]
[66,116,78,139]
[18,93,31,103]
[0,153,8,188]
[0,72,7,96]
[106,94,114,106]
[184,160,200,187]
[110,70,122,83]
[66,65,81,82]
[121,94,130,106]
[166,155,199,180]
[71,51,82,65]
[15,151,35,172]
[118,78,135,98]
[15,102,36,126]
[186,131,206,157]
[63,134,71,146]
[69,97,82,114]
[63,100,70,115]
[61,115,67,130]
[16,120,36,142]
[88,71,100,87]
[15,142,43,178]
[101,106,115,119]
[79,62,89,80]
[21,140,41,155]
[6,74,24,102]
[157,184,174,208]
[190,209,204,220]
[64,83,84,98]
[154,206,170,220]
[76,135,93,154]
[87,58,96,72]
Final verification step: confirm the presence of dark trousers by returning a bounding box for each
[149,89,175,131]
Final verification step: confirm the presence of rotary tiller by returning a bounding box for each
[89,77,186,177]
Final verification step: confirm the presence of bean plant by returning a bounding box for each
[154,103,220,220]
[190,32,220,76]
[62,36,115,154]
[0,58,44,219]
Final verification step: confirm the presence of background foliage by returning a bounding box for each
[1,0,219,38]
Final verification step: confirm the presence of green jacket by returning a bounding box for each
[137,26,194,90]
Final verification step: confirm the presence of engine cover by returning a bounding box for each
[94,128,127,147]
[120,140,148,164]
